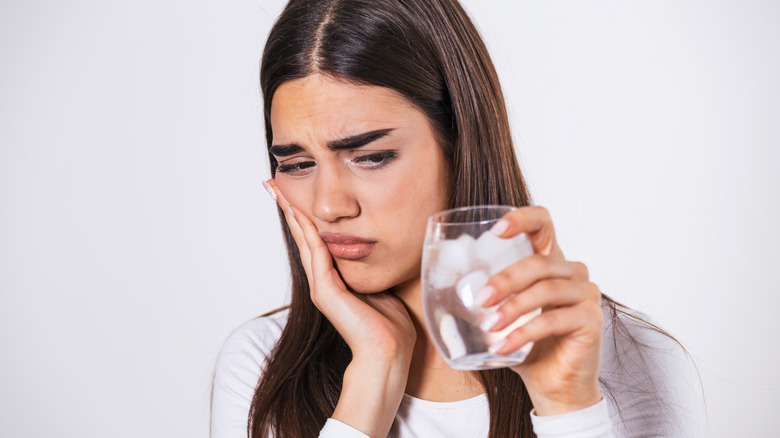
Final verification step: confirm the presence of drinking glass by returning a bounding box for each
[421,205,541,370]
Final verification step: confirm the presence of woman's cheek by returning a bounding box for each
[276,179,313,214]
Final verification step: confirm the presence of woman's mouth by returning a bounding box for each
[319,232,377,260]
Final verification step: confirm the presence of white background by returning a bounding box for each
[1,0,777,436]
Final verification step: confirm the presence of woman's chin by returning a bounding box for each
[338,269,397,294]
[335,260,420,295]
[343,278,392,294]
[342,272,420,295]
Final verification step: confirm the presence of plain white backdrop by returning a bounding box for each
[1,0,778,436]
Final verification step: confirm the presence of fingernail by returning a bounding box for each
[491,219,509,237]
[480,313,500,331]
[262,180,277,201]
[475,285,496,307]
[488,339,507,354]
[286,204,295,219]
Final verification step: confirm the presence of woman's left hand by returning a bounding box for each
[477,206,603,416]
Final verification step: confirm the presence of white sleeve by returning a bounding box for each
[210,316,284,438]
[530,399,614,438]
[319,419,371,438]
[211,313,371,438]
[600,310,706,437]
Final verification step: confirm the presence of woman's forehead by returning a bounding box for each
[270,74,424,144]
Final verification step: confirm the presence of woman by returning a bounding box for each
[211,0,699,436]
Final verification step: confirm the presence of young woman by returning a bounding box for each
[211,0,699,436]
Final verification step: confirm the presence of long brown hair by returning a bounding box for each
[248,0,683,436]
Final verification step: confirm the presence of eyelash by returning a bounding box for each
[275,151,398,174]
[275,161,315,174]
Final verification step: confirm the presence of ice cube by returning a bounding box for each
[475,230,515,265]
[511,232,531,249]
[511,233,533,258]
[439,313,467,359]
[488,253,515,276]
[433,238,472,275]
[427,267,459,289]
[486,233,534,276]
[456,233,476,252]
[456,270,489,308]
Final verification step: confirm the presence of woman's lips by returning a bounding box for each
[319,232,377,260]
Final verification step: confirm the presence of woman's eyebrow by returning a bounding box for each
[268,144,304,157]
[326,128,395,151]
[269,128,395,157]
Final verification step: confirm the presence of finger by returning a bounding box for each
[485,279,600,332]
[478,256,588,308]
[281,202,369,333]
[491,206,561,258]
[263,179,303,241]
[265,179,296,225]
[287,202,331,267]
[263,179,312,274]
[285,203,352,305]
[490,303,603,355]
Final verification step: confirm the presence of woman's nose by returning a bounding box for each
[311,169,360,223]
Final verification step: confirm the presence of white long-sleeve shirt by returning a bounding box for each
[211,306,703,437]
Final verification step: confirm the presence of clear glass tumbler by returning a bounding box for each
[421,205,541,370]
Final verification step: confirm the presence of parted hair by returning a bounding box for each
[243,0,679,436]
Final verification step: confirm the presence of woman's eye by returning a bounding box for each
[276,161,316,174]
[352,151,398,169]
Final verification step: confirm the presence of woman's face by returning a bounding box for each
[271,74,450,293]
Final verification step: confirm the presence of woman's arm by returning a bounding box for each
[265,180,416,438]
[211,315,285,438]
[477,206,605,415]
[476,206,703,436]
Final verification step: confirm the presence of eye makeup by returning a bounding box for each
[271,128,400,175]
[274,150,399,175]
[276,160,316,174]
[352,150,398,169]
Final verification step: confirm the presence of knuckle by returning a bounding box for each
[505,262,524,281]
[544,309,562,327]
[494,261,525,289]
[552,277,570,291]
[491,269,512,290]
[591,284,602,301]
[508,324,530,343]
[499,296,519,317]
[527,254,547,273]
[533,205,550,217]
[583,299,603,325]
[571,261,589,278]
[584,282,601,301]
[506,208,523,221]
[495,257,541,293]
[538,278,562,297]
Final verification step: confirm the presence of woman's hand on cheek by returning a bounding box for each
[479,206,604,416]
[264,179,416,361]
[264,179,415,437]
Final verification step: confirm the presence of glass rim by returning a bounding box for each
[427,204,517,226]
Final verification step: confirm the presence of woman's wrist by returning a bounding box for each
[331,357,411,437]
[526,382,602,417]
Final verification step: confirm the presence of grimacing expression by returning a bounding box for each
[271,74,450,293]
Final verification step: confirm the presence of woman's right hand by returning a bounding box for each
[264,179,415,437]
